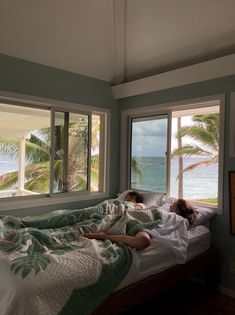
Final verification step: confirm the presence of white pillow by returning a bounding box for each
[117,190,166,208]
[193,205,216,226]
[157,198,217,226]
[157,197,177,211]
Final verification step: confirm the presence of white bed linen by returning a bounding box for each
[117,225,210,290]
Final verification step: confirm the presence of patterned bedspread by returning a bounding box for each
[0,200,162,315]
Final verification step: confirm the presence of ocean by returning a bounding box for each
[0,155,218,200]
[131,156,218,200]
[0,155,18,175]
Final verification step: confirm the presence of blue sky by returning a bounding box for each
[131,116,193,157]
[132,118,168,157]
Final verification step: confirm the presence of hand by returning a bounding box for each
[134,204,142,209]
[82,232,106,240]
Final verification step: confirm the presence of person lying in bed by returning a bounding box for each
[83,198,197,251]
[169,198,197,226]
[125,191,146,209]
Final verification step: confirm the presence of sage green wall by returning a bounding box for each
[0,53,120,214]
[119,76,235,292]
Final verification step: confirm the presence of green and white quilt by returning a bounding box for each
[0,200,162,315]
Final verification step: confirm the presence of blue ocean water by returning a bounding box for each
[0,155,18,176]
[131,156,218,200]
[0,154,218,200]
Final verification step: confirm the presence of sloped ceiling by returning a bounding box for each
[1,0,235,84]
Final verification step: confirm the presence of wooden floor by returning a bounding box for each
[121,280,235,315]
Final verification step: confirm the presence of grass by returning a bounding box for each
[191,198,218,206]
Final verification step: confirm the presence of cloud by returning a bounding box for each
[132,119,167,156]
[132,120,167,138]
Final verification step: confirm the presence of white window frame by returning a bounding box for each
[128,113,170,194]
[0,91,110,212]
[120,94,225,213]
[229,92,235,157]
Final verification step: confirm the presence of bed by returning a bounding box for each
[0,192,218,315]
[93,247,218,315]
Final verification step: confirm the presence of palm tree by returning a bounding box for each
[0,134,51,193]
[131,158,144,184]
[172,113,219,177]
[0,117,100,194]
[177,117,183,198]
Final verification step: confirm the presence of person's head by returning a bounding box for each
[170,198,196,225]
[125,191,143,203]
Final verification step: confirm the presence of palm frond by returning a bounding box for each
[0,138,19,156]
[25,141,50,164]
[70,174,87,191]
[171,145,214,158]
[131,158,144,182]
[176,156,218,180]
[90,168,99,191]
[53,159,63,182]
[0,171,18,190]
[177,126,218,153]
[25,173,49,193]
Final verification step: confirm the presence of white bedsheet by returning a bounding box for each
[144,210,189,264]
[117,225,210,290]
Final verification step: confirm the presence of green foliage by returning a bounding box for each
[192,198,218,205]
[0,171,18,190]
[131,158,144,182]
[172,113,219,176]
[0,117,100,194]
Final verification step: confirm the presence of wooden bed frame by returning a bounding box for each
[93,247,219,315]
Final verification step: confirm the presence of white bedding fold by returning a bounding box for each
[144,211,189,263]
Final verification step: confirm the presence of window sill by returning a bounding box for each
[191,201,221,214]
[0,192,109,213]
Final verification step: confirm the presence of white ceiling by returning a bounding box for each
[1,0,235,84]
[0,103,50,138]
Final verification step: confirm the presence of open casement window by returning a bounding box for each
[129,114,169,193]
[0,103,106,200]
[126,100,223,208]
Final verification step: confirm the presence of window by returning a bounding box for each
[170,106,220,206]
[124,97,224,209]
[130,115,168,193]
[0,102,108,201]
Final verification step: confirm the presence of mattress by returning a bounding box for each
[117,225,210,290]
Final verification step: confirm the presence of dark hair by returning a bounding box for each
[126,191,143,203]
[175,199,196,226]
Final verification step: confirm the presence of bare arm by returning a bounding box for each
[83,231,150,250]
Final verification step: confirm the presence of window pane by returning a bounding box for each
[54,112,88,193]
[171,106,219,206]
[53,112,65,193]
[0,104,50,198]
[131,115,168,192]
[91,115,100,192]
[68,113,88,192]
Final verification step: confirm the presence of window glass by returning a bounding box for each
[130,115,168,192]
[0,102,106,200]
[171,106,220,206]
[68,113,88,192]
[91,115,100,192]
[53,111,65,193]
[0,104,50,198]
[54,112,88,193]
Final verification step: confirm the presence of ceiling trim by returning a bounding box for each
[112,0,126,84]
[111,54,235,99]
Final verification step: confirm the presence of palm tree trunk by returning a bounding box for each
[177,117,183,198]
